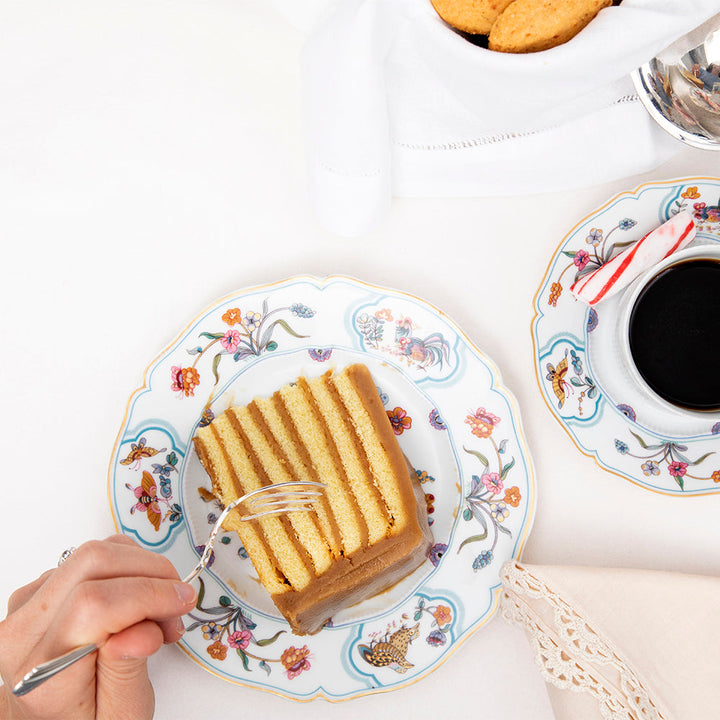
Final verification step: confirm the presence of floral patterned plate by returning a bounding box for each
[108,276,535,700]
[533,177,720,496]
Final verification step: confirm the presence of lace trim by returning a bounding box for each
[500,562,665,720]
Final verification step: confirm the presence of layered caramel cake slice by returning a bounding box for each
[193,363,432,635]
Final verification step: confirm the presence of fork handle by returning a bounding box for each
[12,643,99,697]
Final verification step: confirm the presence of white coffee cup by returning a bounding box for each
[617,242,720,418]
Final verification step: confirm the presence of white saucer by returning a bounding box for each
[533,177,720,494]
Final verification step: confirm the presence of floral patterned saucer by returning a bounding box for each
[533,177,720,495]
[109,276,535,700]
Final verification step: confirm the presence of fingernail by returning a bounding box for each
[175,582,196,605]
[176,616,186,635]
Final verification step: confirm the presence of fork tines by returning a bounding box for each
[241,484,325,522]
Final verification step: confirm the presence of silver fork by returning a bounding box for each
[12,481,325,697]
[183,480,326,583]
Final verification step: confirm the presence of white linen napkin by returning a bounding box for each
[501,561,720,720]
[282,0,720,236]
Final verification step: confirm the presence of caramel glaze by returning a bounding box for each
[193,364,433,635]
[273,459,432,634]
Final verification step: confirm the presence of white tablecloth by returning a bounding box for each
[2,2,719,718]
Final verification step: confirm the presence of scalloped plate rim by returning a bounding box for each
[108,274,537,699]
[531,177,720,497]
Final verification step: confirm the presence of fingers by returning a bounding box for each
[57,537,180,587]
[6,536,137,615]
[102,620,167,661]
[96,623,160,720]
[13,537,181,637]
[105,534,141,548]
[36,576,196,658]
[7,569,55,614]
[14,622,165,720]
[1,536,187,720]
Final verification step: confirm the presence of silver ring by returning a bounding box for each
[58,547,77,566]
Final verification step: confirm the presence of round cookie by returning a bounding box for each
[488,0,612,53]
[430,0,516,35]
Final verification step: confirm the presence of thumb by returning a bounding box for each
[95,620,166,720]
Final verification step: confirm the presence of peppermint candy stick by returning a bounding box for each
[570,211,696,306]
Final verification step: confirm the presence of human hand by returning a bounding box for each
[0,535,197,720]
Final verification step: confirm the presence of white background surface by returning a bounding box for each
[2,2,720,718]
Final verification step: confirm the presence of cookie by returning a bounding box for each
[430,0,516,35]
[488,0,612,53]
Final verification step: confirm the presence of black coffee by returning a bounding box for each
[628,258,720,412]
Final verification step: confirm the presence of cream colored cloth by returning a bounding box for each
[500,561,720,720]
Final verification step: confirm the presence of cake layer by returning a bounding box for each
[193,363,433,634]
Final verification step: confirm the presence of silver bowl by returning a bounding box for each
[632,12,720,151]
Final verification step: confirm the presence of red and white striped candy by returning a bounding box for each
[570,211,696,306]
